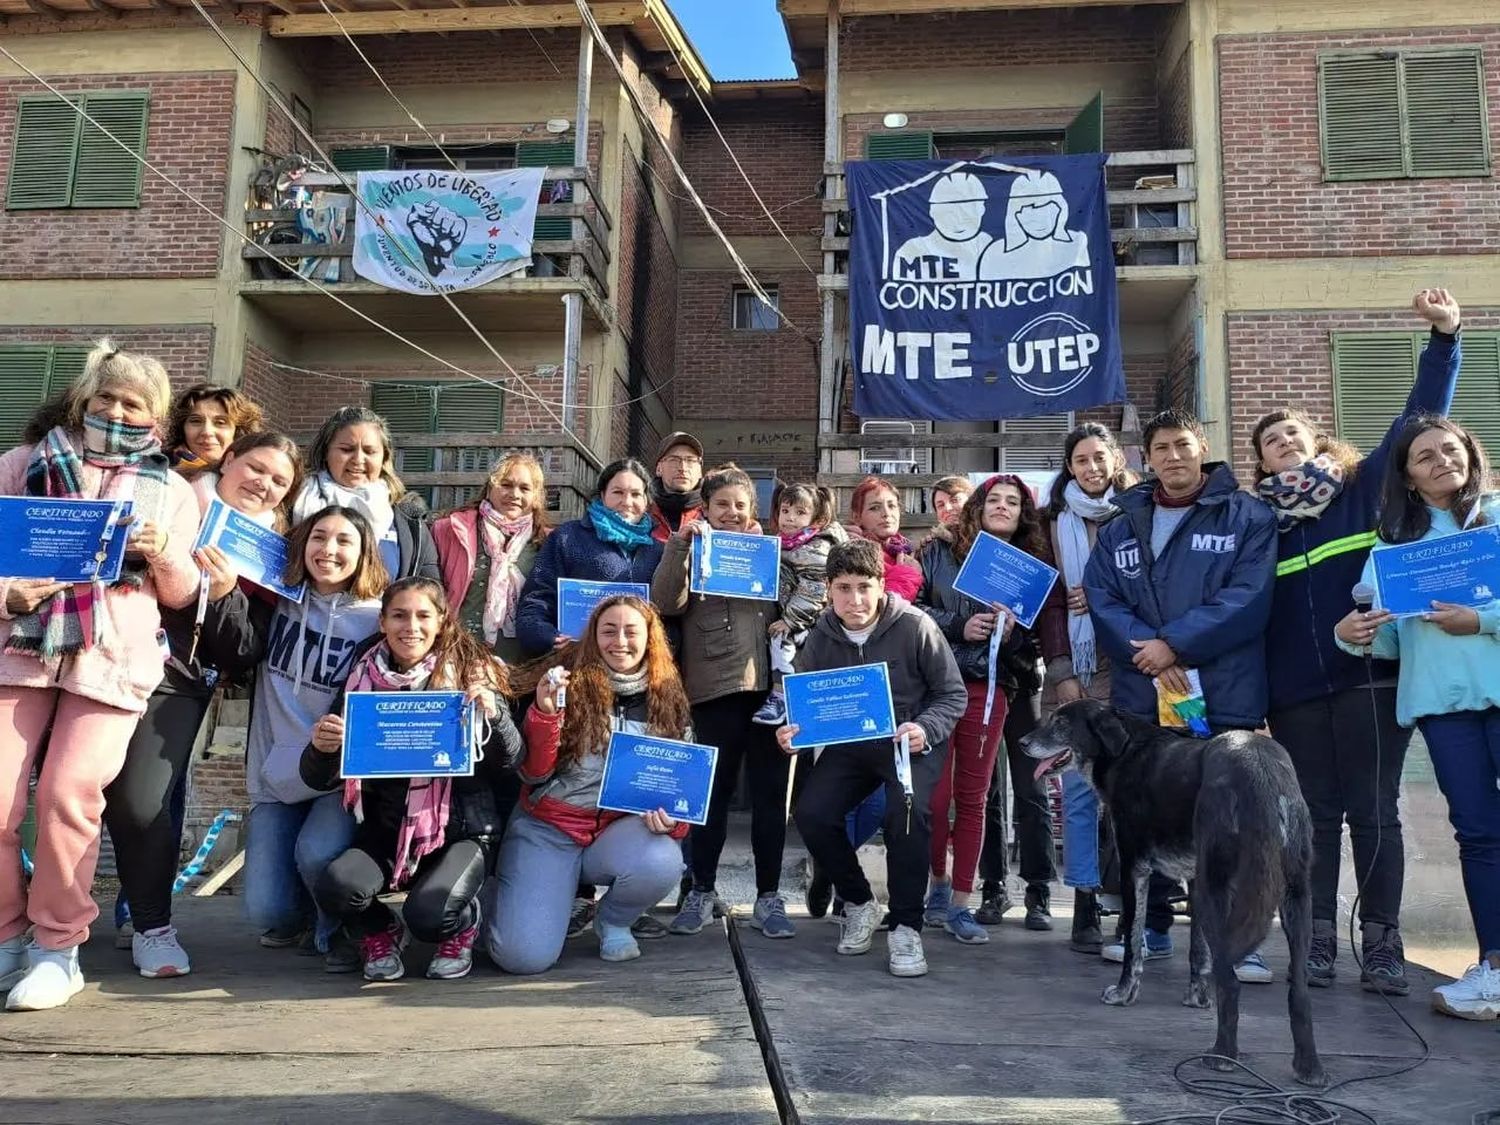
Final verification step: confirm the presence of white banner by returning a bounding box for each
[352,167,547,294]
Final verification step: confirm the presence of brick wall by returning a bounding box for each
[844,103,1161,162]
[0,72,235,279]
[1225,308,1500,482]
[617,139,679,453]
[680,101,823,241]
[0,325,213,391]
[300,29,572,88]
[1218,26,1500,258]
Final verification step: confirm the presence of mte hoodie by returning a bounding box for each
[246,588,381,806]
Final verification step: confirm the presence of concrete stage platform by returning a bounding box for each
[2,895,1496,1124]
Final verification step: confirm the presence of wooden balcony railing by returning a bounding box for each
[817,148,1197,286]
[388,432,602,516]
[242,166,613,297]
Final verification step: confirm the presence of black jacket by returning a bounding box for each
[297,676,524,855]
[158,583,275,699]
[393,494,442,582]
[916,534,1039,693]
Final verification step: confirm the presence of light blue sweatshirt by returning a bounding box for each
[1336,494,1500,726]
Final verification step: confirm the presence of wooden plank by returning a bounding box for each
[269,2,642,38]
[1107,187,1195,205]
[1110,226,1197,243]
[191,849,244,898]
[402,471,592,488]
[819,431,1139,451]
[242,241,352,259]
[388,432,592,448]
[297,166,590,189]
[822,149,1194,176]
[781,0,1174,14]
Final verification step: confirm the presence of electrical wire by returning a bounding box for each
[644,1,817,276]
[0,41,595,426]
[637,155,818,224]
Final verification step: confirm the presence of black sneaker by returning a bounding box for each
[1360,923,1410,996]
[567,896,596,940]
[631,912,670,940]
[258,925,306,949]
[1024,884,1053,932]
[974,883,1012,926]
[1306,919,1337,988]
[323,928,361,974]
[806,868,833,920]
[1069,889,1103,954]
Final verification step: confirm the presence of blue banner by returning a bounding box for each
[597,731,719,825]
[0,497,132,583]
[341,691,474,779]
[691,528,781,601]
[557,578,650,639]
[784,662,897,750]
[1371,525,1500,617]
[193,499,304,603]
[847,155,1124,421]
[951,530,1060,630]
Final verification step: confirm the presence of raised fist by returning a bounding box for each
[407,201,467,276]
[1413,288,1461,335]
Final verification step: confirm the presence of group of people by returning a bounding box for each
[0,286,1495,1026]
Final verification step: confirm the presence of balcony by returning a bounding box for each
[390,432,601,515]
[239,166,614,333]
[817,149,1198,322]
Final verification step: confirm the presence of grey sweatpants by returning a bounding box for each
[484,807,683,975]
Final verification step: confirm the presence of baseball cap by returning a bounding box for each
[654,431,704,463]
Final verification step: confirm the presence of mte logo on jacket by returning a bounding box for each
[1114,539,1142,578]
[1191,532,1238,554]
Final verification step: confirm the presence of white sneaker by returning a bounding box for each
[837,899,882,956]
[114,922,134,951]
[132,925,192,979]
[5,942,84,1011]
[1431,961,1500,1021]
[0,934,26,991]
[888,924,929,977]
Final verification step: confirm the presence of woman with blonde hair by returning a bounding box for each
[0,340,200,1011]
[432,452,552,666]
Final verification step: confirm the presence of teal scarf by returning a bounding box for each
[588,499,656,549]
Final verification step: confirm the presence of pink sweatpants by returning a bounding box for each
[0,686,140,949]
[929,681,1007,895]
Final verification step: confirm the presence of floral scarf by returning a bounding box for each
[1256,454,1346,532]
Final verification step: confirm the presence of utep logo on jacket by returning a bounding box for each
[263,613,363,689]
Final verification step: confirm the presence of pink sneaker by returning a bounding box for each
[426,924,477,980]
[360,922,406,982]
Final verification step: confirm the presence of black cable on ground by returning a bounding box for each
[725,916,801,1125]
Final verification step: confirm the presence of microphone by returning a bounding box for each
[1352,582,1375,614]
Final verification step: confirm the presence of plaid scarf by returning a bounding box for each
[1255,454,1347,532]
[341,643,451,889]
[6,419,170,660]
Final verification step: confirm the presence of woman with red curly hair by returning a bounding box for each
[486,596,690,973]
[847,477,924,602]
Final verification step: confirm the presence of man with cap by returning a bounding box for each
[892,170,993,283]
[649,431,706,544]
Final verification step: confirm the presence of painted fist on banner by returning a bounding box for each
[407,201,468,276]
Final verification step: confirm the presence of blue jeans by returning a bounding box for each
[243,794,356,950]
[1061,768,1100,889]
[846,788,886,849]
[1416,708,1500,958]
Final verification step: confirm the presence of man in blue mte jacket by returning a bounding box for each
[1083,408,1278,970]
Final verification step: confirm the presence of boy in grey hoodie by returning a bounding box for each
[779,539,966,977]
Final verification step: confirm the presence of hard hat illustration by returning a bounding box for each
[929,171,988,205]
[1008,169,1065,200]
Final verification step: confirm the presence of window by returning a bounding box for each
[6,92,149,210]
[397,144,518,172]
[369,381,505,505]
[1318,49,1490,180]
[516,139,575,240]
[933,131,1065,160]
[998,413,1075,472]
[865,130,934,160]
[1332,331,1500,454]
[0,344,90,447]
[732,286,780,331]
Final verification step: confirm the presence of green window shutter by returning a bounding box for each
[1331,333,1420,452]
[434,383,503,433]
[1063,93,1104,155]
[1450,333,1500,456]
[1318,55,1404,181]
[370,383,435,473]
[1403,51,1490,177]
[864,131,934,160]
[6,96,82,210]
[330,146,392,172]
[45,345,91,396]
[0,347,54,448]
[517,140,574,241]
[70,92,148,208]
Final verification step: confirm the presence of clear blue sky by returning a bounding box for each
[667,0,797,81]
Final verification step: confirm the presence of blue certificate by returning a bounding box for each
[784,662,897,750]
[690,529,781,601]
[341,691,474,779]
[0,496,133,583]
[557,578,649,638]
[1371,525,1500,617]
[597,731,719,825]
[951,530,1059,629]
[193,499,304,602]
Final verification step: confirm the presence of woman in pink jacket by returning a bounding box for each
[0,341,200,1012]
[431,452,552,666]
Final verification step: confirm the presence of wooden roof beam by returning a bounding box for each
[268,1,642,39]
[780,0,1179,15]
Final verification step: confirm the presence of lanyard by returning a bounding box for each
[981,617,1004,730]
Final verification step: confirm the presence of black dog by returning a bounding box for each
[1022,700,1325,1087]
